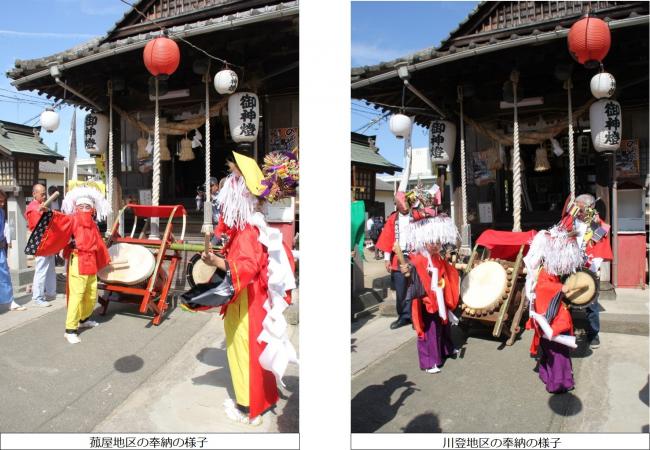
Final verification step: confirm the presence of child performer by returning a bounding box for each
[524,226,583,393]
[405,213,460,374]
[25,183,110,344]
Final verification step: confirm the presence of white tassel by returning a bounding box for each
[409,215,460,251]
[216,174,257,229]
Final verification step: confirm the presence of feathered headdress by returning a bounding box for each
[61,181,110,220]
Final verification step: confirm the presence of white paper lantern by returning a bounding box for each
[84,113,109,156]
[214,69,238,95]
[228,92,259,143]
[388,114,412,139]
[590,72,616,99]
[40,108,60,133]
[589,98,622,152]
[428,120,456,165]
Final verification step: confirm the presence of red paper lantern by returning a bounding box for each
[143,37,180,77]
[567,16,611,68]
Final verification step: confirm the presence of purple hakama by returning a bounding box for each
[416,310,454,369]
[538,339,575,393]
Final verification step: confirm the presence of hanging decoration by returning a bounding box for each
[590,72,616,99]
[136,136,149,160]
[84,113,109,156]
[191,128,203,148]
[40,107,60,133]
[567,15,611,68]
[589,98,622,152]
[388,113,412,140]
[428,119,456,165]
[143,36,181,77]
[534,147,551,172]
[179,136,195,161]
[214,68,238,95]
[159,134,171,161]
[228,92,259,144]
[551,138,564,156]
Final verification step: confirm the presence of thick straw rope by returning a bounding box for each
[107,82,114,228]
[566,79,576,201]
[152,79,160,208]
[202,69,213,235]
[511,71,522,232]
[458,86,468,227]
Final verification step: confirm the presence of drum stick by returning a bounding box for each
[204,233,211,254]
[42,191,60,209]
[109,262,130,269]
[393,242,410,278]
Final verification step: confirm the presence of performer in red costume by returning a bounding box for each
[190,150,298,425]
[524,226,583,393]
[405,213,460,373]
[560,193,612,349]
[25,183,110,344]
[376,146,443,330]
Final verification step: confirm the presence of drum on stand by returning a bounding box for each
[98,243,156,285]
[460,260,514,317]
[563,270,599,309]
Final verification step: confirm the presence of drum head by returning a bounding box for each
[461,261,507,311]
[563,270,598,307]
[187,253,218,288]
[98,243,156,285]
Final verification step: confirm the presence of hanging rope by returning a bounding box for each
[202,64,213,235]
[457,86,468,227]
[566,78,576,201]
[152,78,161,208]
[107,81,114,228]
[511,70,522,232]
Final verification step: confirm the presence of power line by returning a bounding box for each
[118,0,241,69]
[0,87,53,103]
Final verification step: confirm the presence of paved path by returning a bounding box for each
[352,316,649,433]
[0,293,298,433]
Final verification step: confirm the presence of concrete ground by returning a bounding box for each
[352,267,650,433]
[0,290,298,433]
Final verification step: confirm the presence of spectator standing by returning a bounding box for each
[26,184,55,307]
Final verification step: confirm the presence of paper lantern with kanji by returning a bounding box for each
[567,16,611,68]
[84,113,109,156]
[228,92,259,143]
[428,120,456,165]
[589,99,622,152]
[143,37,180,77]
[590,72,616,99]
[40,108,60,133]
[389,114,412,139]
[214,69,238,95]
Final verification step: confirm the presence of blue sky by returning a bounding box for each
[351,1,479,170]
[0,0,131,158]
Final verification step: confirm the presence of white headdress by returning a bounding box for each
[409,214,460,251]
[524,225,583,276]
[61,185,110,220]
[216,173,257,229]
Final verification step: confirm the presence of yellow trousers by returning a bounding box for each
[224,289,250,407]
[65,255,98,332]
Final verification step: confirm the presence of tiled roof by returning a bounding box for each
[351,140,401,173]
[351,2,648,85]
[375,178,394,191]
[39,159,68,174]
[0,121,63,161]
[7,1,299,82]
